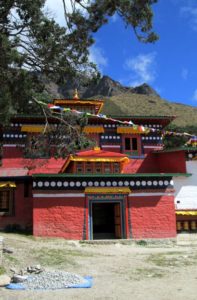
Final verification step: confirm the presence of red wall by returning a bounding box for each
[33,197,85,239]
[3,146,24,158]
[156,151,186,173]
[0,183,33,230]
[129,195,176,239]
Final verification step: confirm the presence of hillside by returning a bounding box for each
[45,75,197,128]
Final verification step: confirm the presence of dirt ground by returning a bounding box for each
[0,233,197,300]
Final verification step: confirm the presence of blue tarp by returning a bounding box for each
[6,276,93,290]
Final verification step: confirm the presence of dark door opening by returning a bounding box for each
[92,202,122,239]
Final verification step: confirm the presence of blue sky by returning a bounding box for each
[45,0,197,107]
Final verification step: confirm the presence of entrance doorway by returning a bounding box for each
[91,202,123,240]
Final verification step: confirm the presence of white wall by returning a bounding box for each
[174,161,197,209]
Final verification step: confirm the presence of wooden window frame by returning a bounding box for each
[0,189,14,216]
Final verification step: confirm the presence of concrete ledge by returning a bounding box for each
[80,238,177,246]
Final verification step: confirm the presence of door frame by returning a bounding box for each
[89,199,126,240]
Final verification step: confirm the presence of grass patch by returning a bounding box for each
[147,252,197,268]
[0,266,6,275]
[136,240,148,247]
[132,267,165,279]
[3,253,19,264]
[33,247,94,267]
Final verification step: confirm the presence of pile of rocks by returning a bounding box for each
[5,265,87,290]
[22,271,87,290]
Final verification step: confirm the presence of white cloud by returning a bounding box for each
[180,3,197,31]
[193,89,197,101]
[181,68,188,80]
[124,52,157,87]
[89,46,108,72]
[45,0,77,26]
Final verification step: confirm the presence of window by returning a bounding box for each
[104,162,111,173]
[125,138,131,150]
[113,163,120,174]
[132,138,138,150]
[0,189,14,216]
[76,162,83,174]
[95,162,102,174]
[85,162,92,174]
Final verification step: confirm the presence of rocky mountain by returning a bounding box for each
[44,75,197,128]
[45,75,159,98]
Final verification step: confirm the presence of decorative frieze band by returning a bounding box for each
[33,177,174,190]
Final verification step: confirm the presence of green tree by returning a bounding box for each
[0,0,158,155]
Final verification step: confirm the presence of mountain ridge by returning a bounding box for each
[44,75,197,128]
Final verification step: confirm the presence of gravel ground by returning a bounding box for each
[1,233,197,300]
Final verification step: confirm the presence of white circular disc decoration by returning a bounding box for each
[170,180,174,186]
[124,181,129,186]
[112,181,117,186]
[153,181,158,186]
[118,181,123,186]
[136,181,141,186]
[100,181,105,187]
[94,181,99,187]
[147,181,152,186]
[159,180,163,186]
[70,181,75,187]
[44,181,49,187]
[164,180,169,186]
[51,181,56,187]
[82,181,87,187]
[57,181,62,187]
[130,181,135,186]
[106,181,111,186]
[142,181,146,186]
[38,181,43,187]
[76,181,81,187]
[88,181,93,187]
[63,181,68,187]
[33,182,36,187]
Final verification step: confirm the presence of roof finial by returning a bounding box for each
[73,88,79,99]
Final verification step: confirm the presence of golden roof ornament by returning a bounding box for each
[73,89,79,99]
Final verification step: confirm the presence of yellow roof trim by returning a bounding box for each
[0,182,16,188]
[176,211,197,216]
[61,155,129,172]
[85,187,131,194]
[21,125,46,133]
[83,126,104,134]
[117,127,149,134]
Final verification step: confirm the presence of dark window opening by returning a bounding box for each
[125,138,131,150]
[132,138,138,150]
[95,162,102,174]
[104,162,111,173]
[86,162,92,174]
[76,162,83,174]
[113,163,120,173]
[0,190,14,215]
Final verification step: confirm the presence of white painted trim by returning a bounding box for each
[143,146,163,149]
[101,145,120,148]
[128,192,174,197]
[33,193,85,198]
[3,144,25,147]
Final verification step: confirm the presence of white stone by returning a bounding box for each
[0,274,11,286]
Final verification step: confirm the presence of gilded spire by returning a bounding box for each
[73,88,79,99]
